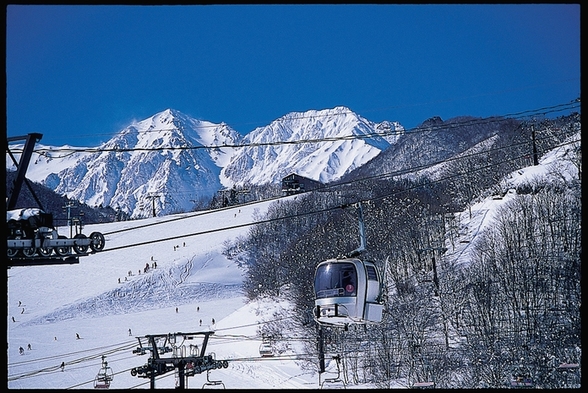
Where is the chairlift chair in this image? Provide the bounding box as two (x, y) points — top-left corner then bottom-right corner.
(94, 356), (114, 389)
(319, 355), (346, 389)
(202, 369), (225, 389)
(259, 342), (274, 357)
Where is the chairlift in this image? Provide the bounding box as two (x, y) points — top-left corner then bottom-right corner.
(94, 355), (114, 389)
(202, 369), (225, 389)
(319, 355), (346, 389)
(259, 341), (274, 357)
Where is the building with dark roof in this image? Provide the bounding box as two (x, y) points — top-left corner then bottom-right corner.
(281, 173), (323, 196)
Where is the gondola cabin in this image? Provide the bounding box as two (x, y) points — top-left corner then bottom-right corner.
(314, 258), (383, 326)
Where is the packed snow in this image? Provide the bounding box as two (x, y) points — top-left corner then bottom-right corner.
(8, 197), (324, 389)
(7, 134), (579, 389)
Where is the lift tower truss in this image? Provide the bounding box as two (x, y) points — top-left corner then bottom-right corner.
(131, 331), (229, 389)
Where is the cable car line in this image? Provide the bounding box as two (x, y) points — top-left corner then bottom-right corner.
(93, 124), (577, 243)
(7, 106), (577, 260)
(326, 127), (577, 190)
(100, 193), (286, 237)
(8, 340), (138, 381)
(20, 95), (577, 149)
(8, 353), (136, 383)
(95, 136), (579, 255)
(9, 314), (312, 384)
(8, 339), (137, 368)
(7, 100), (579, 158)
(6, 126), (574, 266)
(224, 354), (318, 363)
(10, 313), (309, 381)
(9, 350), (139, 385)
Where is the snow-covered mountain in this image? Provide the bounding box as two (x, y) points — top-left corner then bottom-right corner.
(220, 106), (403, 186)
(7, 107), (403, 218)
(58, 109), (241, 218)
(8, 109), (240, 218)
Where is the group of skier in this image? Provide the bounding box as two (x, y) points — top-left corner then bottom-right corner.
(18, 344), (32, 355)
(140, 259), (157, 274)
(118, 259), (158, 283)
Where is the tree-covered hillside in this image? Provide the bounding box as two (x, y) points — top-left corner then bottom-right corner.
(6, 171), (125, 225)
(223, 113), (581, 388)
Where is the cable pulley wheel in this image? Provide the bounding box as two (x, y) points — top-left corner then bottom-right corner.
(89, 232), (105, 252)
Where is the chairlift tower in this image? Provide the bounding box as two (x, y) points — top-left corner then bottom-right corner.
(145, 194), (161, 217)
(131, 331), (229, 389)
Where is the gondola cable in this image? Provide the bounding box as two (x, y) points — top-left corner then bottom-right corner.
(95, 136), (579, 254)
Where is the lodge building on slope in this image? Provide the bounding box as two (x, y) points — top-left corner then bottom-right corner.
(281, 173), (323, 196)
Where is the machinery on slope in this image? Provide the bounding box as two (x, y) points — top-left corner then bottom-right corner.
(6, 133), (105, 267)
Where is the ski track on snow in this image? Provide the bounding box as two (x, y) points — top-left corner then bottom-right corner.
(20, 261), (242, 327)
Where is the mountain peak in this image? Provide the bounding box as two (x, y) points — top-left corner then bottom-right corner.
(220, 106), (402, 186)
(420, 116), (444, 127)
(278, 106), (355, 123)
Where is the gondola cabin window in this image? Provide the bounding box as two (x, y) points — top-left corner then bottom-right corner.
(315, 262), (357, 298)
(365, 265), (380, 303)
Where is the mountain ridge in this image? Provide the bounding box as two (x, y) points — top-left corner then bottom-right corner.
(220, 106), (403, 186)
(9, 107), (562, 219)
(7, 107), (403, 217)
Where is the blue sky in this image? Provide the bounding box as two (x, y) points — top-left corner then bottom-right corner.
(6, 4), (580, 147)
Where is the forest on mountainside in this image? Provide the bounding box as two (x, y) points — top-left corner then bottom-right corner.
(223, 113), (582, 388)
(5, 171), (125, 224)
